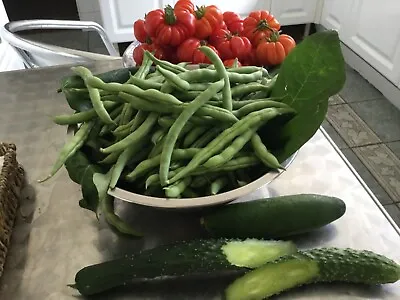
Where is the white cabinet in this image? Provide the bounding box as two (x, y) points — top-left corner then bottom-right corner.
(270, 0), (319, 26)
(320, 0), (351, 31)
(340, 0), (400, 85)
(99, 0), (173, 43)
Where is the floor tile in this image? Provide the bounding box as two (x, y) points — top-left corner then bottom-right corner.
(339, 66), (382, 103)
(384, 204), (400, 227)
(350, 98), (400, 142)
(341, 149), (393, 205)
(328, 94), (345, 106)
(321, 120), (348, 149)
(386, 141), (400, 160)
(326, 104), (381, 147)
(353, 144), (400, 203)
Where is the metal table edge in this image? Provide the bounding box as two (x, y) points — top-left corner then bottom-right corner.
(319, 126), (400, 236)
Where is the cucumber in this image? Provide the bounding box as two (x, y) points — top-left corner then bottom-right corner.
(70, 238), (296, 296)
(201, 194), (346, 239)
(225, 247), (400, 300)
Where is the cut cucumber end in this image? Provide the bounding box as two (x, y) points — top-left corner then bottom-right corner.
(222, 239), (297, 269)
(225, 258), (319, 300)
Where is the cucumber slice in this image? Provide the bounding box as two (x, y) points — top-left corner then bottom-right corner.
(72, 238), (297, 296)
(225, 247), (400, 300)
(222, 239), (297, 268)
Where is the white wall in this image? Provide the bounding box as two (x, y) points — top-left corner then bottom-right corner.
(76, 0), (103, 25)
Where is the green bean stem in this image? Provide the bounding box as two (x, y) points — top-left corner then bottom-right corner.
(199, 46), (232, 111)
(164, 177), (192, 198)
(210, 177), (230, 195)
(160, 80), (224, 186)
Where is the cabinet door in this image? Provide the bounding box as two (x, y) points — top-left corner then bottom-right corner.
(342, 0), (400, 84)
(99, 0), (173, 43)
(270, 0), (319, 25)
(170, 0), (271, 18)
(320, 0), (352, 31)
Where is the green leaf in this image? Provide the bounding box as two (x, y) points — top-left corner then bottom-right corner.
(63, 88), (92, 112)
(270, 30), (346, 162)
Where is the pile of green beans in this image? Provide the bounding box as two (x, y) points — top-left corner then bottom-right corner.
(45, 48), (297, 199)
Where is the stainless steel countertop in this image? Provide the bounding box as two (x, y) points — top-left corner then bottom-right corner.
(0, 61), (399, 300)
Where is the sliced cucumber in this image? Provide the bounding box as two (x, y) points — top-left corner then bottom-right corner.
(71, 238), (297, 296)
(225, 247), (400, 300)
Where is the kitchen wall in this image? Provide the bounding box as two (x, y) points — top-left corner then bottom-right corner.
(75, 0), (103, 25)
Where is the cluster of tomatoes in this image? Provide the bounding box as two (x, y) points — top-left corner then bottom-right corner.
(133, 0), (296, 67)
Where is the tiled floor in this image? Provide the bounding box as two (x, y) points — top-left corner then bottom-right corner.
(13, 30), (400, 227)
(323, 67), (400, 227)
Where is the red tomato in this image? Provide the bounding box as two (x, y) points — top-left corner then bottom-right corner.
(243, 10), (280, 46)
(133, 43), (167, 65)
(256, 31), (296, 66)
(174, 0), (195, 13)
(242, 48), (259, 66)
(194, 5), (224, 40)
(144, 5), (195, 46)
(223, 11), (243, 34)
(177, 38), (219, 64)
(223, 58), (242, 68)
(209, 28), (251, 61)
(133, 19), (147, 43)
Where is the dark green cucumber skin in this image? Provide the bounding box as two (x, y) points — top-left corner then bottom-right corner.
(302, 247), (400, 284)
(73, 239), (245, 296)
(202, 194), (346, 239)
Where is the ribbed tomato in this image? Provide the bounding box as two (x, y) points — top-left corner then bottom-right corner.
(144, 5), (195, 46)
(194, 5), (224, 39)
(256, 31), (296, 66)
(174, 0), (195, 13)
(209, 28), (251, 61)
(243, 10), (280, 46)
(133, 19), (147, 43)
(133, 43), (167, 65)
(223, 11), (243, 34)
(177, 38), (219, 64)
(223, 58), (242, 68)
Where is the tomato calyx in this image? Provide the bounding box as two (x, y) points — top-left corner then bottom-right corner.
(164, 5), (177, 25)
(194, 5), (207, 19)
(253, 19), (273, 33)
(267, 29), (281, 42)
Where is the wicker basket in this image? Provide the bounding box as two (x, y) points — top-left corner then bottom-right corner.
(0, 143), (25, 278)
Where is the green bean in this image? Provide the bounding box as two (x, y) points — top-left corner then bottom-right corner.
(127, 143), (152, 166)
(190, 173), (220, 188)
(98, 151), (121, 165)
(101, 112), (158, 154)
(210, 177), (230, 195)
(231, 58), (239, 68)
(131, 110), (148, 132)
(148, 135), (166, 158)
(231, 97), (284, 109)
(151, 129), (166, 145)
(160, 81), (175, 93)
(164, 177), (192, 198)
(181, 187), (198, 198)
(227, 66), (261, 74)
(101, 195), (143, 237)
(216, 82), (271, 101)
(189, 83), (212, 91)
(157, 65), (190, 91)
(177, 62), (189, 68)
(71, 66), (115, 125)
(234, 100), (291, 118)
(113, 118), (135, 134)
(145, 168), (183, 189)
(183, 126), (208, 148)
(199, 46), (232, 111)
(127, 76), (162, 90)
(147, 75), (165, 83)
(160, 80), (224, 186)
(113, 127), (131, 140)
(145, 50), (186, 73)
(126, 148), (199, 182)
(251, 133), (282, 169)
(192, 156), (260, 176)
(191, 128), (221, 148)
(133, 54), (153, 79)
(109, 143), (142, 189)
(178, 68), (262, 85)
(120, 104), (135, 125)
(52, 101), (117, 125)
(168, 107), (295, 184)
(39, 121), (94, 182)
(203, 129), (255, 168)
(119, 92), (237, 123)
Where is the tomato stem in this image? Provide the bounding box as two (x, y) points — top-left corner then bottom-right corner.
(268, 29), (281, 42)
(164, 5), (177, 25)
(194, 5), (206, 19)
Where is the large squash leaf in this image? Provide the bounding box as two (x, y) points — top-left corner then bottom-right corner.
(270, 30), (346, 162)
